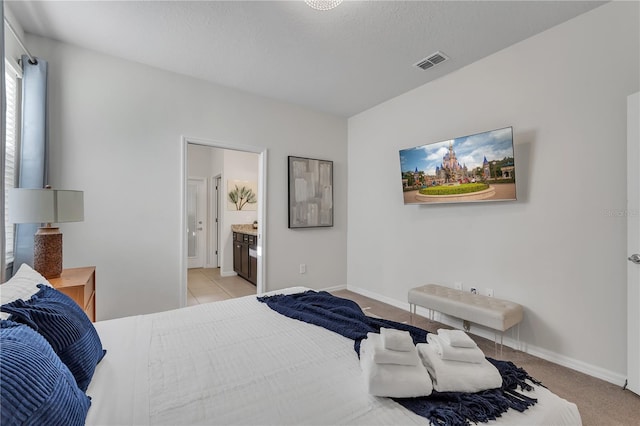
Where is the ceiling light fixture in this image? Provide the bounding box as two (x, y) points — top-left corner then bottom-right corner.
(305, 0), (343, 11)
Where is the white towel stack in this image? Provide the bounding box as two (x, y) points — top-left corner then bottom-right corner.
(426, 331), (484, 364)
(437, 329), (477, 348)
(380, 327), (415, 352)
(360, 329), (432, 398)
(417, 329), (502, 393)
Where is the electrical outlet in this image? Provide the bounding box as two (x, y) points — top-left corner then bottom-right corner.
(299, 264), (306, 274)
(470, 287), (477, 294)
(454, 282), (462, 290)
(485, 288), (494, 297)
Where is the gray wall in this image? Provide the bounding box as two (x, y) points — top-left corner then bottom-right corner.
(25, 35), (348, 320)
(347, 2), (639, 384)
(17, 0), (638, 387)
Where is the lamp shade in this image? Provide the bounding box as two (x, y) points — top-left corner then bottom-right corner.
(9, 189), (84, 224)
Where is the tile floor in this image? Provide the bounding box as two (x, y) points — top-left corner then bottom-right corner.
(187, 268), (256, 305)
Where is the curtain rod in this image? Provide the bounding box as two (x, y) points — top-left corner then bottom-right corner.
(3, 16), (37, 65)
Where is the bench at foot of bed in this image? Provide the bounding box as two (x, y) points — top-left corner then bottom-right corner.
(408, 283), (523, 355)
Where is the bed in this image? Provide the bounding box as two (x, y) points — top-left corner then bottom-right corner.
(83, 287), (581, 425)
(0, 266), (580, 425)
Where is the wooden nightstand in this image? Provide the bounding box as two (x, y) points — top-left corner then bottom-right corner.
(49, 267), (96, 322)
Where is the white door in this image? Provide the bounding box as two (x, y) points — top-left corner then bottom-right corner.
(627, 92), (639, 395)
(187, 178), (207, 269)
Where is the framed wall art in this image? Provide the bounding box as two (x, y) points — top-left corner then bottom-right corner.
(288, 156), (333, 228)
(227, 180), (258, 211)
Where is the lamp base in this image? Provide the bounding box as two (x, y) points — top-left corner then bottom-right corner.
(34, 227), (63, 279)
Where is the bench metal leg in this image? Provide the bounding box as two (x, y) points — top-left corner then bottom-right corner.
(493, 331), (504, 357)
(409, 304), (440, 325)
(507, 322), (522, 352)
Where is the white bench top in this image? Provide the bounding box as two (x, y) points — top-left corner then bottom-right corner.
(408, 284), (523, 331)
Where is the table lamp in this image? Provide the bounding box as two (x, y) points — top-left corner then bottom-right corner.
(8, 187), (84, 278)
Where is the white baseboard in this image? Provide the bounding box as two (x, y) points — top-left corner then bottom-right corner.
(219, 269), (237, 277)
(347, 285), (626, 387)
(321, 284), (347, 292)
(519, 344), (626, 387)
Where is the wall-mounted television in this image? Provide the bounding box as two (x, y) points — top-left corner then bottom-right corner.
(399, 126), (516, 205)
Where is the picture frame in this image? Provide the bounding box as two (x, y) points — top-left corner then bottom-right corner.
(288, 156), (333, 228)
(227, 179), (258, 211)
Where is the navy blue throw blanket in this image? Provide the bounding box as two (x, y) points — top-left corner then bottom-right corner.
(258, 291), (538, 426)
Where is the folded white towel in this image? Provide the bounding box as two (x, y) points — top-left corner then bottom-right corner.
(360, 338), (433, 397)
(366, 333), (419, 366)
(380, 327), (414, 352)
(426, 334), (485, 364)
(437, 329), (477, 348)
(417, 343), (502, 393)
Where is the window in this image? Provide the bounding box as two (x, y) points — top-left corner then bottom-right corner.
(4, 61), (21, 264)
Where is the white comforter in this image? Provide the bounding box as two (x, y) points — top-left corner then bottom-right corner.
(86, 288), (581, 425)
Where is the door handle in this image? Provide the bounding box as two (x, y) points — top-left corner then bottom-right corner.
(629, 254), (640, 264)
(197, 227), (203, 231)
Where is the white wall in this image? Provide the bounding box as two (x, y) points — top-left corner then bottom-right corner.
(187, 143), (214, 179)
(347, 2), (639, 384)
(25, 35), (348, 320)
(3, 7), (24, 72)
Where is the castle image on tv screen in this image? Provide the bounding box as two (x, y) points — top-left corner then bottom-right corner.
(399, 127), (516, 205)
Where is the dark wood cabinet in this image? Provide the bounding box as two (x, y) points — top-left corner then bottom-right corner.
(249, 254), (257, 284)
(233, 236), (243, 274)
(233, 231), (257, 285)
(240, 243), (249, 277)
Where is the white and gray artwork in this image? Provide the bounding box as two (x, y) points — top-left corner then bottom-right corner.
(288, 156), (333, 228)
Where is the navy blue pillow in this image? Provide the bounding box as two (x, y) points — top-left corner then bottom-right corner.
(1, 285), (106, 391)
(0, 320), (91, 425)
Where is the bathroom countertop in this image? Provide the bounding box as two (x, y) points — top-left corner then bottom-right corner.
(231, 224), (258, 236)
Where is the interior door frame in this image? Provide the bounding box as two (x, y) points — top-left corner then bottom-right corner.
(187, 177), (207, 269)
(214, 174), (222, 268)
(180, 136), (267, 307)
(627, 92), (639, 395)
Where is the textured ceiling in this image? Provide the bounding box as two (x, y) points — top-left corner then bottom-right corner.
(6, 1), (605, 117)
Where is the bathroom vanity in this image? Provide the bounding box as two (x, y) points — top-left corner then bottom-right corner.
(231, 225), (257, 285)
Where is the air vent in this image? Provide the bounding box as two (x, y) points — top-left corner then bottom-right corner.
(414, 51), (449, 71)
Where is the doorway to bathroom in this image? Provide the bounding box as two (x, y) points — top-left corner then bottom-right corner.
(182, 137), (266, 307)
